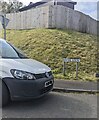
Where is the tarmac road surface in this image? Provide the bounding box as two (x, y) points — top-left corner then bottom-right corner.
(2, 92), (97, 118)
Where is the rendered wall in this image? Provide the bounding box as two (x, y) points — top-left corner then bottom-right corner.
(0, 23), (2, 30)
(48, 5), (97, 35)
(0, 14), (3, 31)
(7, 5), (49, 30)
(6, 5), (97, 35)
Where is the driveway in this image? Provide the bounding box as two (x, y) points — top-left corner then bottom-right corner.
(2, 92), (97, 118)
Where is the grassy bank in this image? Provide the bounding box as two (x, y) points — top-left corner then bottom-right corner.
(0, 29), (97, 81)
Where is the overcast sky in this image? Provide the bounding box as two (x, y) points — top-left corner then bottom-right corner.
(4, 0), (98, 20)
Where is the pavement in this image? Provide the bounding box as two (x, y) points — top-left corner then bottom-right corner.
(53, 79), (98, 93)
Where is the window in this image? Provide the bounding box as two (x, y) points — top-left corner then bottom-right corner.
(0, 41), (19, 59)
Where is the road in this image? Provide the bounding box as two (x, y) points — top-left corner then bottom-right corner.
(2, 92), (97, 118)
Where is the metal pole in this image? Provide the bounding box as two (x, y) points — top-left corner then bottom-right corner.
(4, 14), (6, 40)
(76, 62), (78, 79)
(63, 61), (66, 76)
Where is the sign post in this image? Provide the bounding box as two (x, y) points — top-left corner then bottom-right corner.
(0, 14), (9, 39)
(4, 14), (6, 40)
(63, 58), (80, 79)
(63, 60), (66, 76)
(76, 62), (78, 79)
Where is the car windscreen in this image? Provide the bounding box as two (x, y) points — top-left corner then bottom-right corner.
(10, 44), (28, 59)
(0, 41), (19, 59)
(0, 40), (28, 59)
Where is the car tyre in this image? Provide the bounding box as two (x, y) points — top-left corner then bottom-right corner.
(2, 82), (10, 107)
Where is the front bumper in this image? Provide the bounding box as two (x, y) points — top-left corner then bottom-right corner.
(3, 76), (54, 101)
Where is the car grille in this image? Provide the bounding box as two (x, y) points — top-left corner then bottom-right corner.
(34, 71), (52, 79)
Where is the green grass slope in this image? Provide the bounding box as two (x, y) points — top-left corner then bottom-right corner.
(1, 29), (97, 81)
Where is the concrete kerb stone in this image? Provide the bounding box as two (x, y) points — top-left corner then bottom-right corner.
(53, 87), (99, 94)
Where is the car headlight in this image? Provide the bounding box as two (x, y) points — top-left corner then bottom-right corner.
(10, 69), (36, 80)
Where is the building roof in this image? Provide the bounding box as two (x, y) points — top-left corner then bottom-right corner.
(42, 0), (76, 4)
(19, 0), (77, 12)
(19, 2), (46, 12)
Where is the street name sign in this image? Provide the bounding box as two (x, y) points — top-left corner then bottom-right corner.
(63, 58), (80, 62)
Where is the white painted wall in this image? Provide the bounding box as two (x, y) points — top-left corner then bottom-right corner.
(0, 22), (2, 30)
(7, 5), (49, 30)
(6, 5), (97, 35)
(49, 5), (97, 35)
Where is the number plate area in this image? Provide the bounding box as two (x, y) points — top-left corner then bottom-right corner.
(45, 80), (53, 87)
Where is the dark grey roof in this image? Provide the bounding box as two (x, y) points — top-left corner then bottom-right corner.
(19, 2), (46, 12)
(19, 0), (77, 12)
(41, 0), (77, 4)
